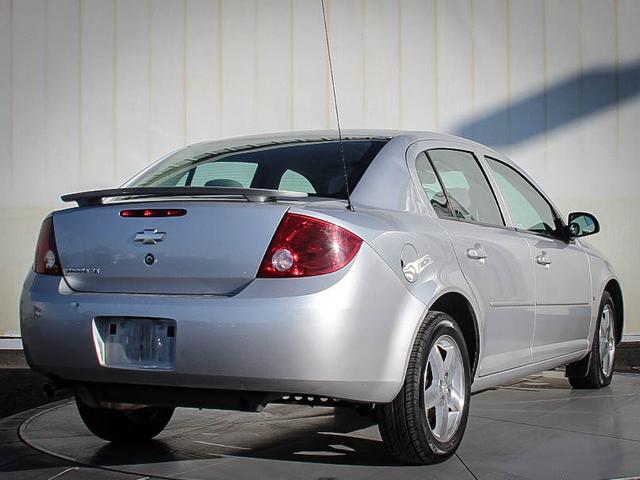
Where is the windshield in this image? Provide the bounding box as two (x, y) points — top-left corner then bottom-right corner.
(129, 139), (388, 199)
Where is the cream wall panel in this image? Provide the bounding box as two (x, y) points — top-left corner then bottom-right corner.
(617, 0), (640, 196)
(543, 0), (581, 200)
(12, 0), (46, 207)
(327, 0), (365, 128)
(470, 0), (508, 145)
(149, 0), (186, 160)
(580, 0), (617, 197)
(507, 0), (546, 181)
(115, 0), (151, 183)
(256, 0), (293, 133)
(1, 0), (639, 337)
(0, 0), (10, 203)
(292, 0), (329, 130)
(436, 0), (472, 132)
(221, 0), (258, 137)
(0, 1), (15, 335)
(80, 0), (115, 190)
(582, 0), (616, 68)
(399, 0), (436, 130)
(186, 0), (221, 144)
(509, 1), (545, 105)
(47, 0), (81, 196)
(364, 0), (400, 128)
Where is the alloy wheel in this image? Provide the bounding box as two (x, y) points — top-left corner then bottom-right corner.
(424, 334), (466, 442)
(599, 304), (615, 376)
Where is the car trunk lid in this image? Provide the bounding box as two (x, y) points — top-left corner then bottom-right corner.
(53, 200), (290, 295)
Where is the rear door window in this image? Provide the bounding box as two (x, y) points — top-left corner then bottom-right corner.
(415, 152), (450, 217)
(428, 149), (504, 226)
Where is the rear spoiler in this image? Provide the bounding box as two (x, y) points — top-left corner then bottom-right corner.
(61, 187), (308, 207)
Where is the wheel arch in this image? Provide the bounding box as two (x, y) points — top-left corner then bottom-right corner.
(428, 291), (480, 379)
(604, 278), (624, 344)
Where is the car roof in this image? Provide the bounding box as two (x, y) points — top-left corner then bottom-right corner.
(127, 129), (562, 220)
(171, 129), (499, 161)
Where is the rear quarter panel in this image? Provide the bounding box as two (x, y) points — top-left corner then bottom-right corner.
(295, 203), (482, 381)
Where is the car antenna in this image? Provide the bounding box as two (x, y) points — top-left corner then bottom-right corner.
(321, 0), (354, 212)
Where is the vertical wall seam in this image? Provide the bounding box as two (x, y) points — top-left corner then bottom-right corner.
(44, 0), (49, 189)
(218, 0), (223, 138)
(78, 0), (83, 184)
(578, 0), (584, 160)
(8, 0), (14, 182)
(147, 0), (152, 163)
(183, 0), (188, 144)
(542, 0), (548, 173)
(613, 0), (620, 164)
(398, 0), (403, 128)
(433, 0), (439, 130)
(362, 0), (367, 127)
(112, 0), (117, 181)
(506, 0), (512, 145)
(253, 0), (259, 132)
(289, 0), (295, 130)
(325, 0), (331, 128)
(470, 0), (475, 135)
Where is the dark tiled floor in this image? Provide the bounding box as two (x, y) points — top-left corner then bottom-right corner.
(0, 369), (68, 420)
(0, 405), (141, 480)
(2, 371), (640, 479)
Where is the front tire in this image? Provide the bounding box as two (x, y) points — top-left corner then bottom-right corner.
(376, 311), (471, 464)
(567, 291), (616, 389)
(76, 394), (174, 443)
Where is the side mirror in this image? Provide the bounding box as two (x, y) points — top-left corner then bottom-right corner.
(565, 212), (600, 239)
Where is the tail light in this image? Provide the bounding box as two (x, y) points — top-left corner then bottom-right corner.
(257, 213), (362, 278)
(34, 217), (62, 275)
(120, 208), (186, 217)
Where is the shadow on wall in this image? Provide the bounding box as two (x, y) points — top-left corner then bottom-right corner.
(455, 60), (640, 148)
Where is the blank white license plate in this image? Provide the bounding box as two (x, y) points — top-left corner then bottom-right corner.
(94, 317), (176, 370)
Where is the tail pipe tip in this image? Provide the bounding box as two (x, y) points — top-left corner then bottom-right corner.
(42, 383), (56, 399)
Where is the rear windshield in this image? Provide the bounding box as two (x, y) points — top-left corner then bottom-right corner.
(130, 140), (388, 199)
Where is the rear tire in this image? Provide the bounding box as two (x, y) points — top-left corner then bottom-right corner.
(376, 311), (471, 464)
(76, 394), (174, 443)
(567, 291), (616, 389)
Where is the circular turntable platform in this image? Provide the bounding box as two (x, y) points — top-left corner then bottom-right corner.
(13, 372), (640, 480)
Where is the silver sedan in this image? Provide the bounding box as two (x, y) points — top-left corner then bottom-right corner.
(20, 130), (622, 464)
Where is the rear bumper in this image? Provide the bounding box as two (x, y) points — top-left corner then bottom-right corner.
(20, 244), (426, 403)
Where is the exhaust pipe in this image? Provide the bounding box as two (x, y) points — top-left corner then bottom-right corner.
(42, 380), (74, 400)
(42, 383), (56, 399)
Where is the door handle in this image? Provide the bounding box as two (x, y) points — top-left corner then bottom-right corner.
(466, 244), (488, 260)
(536, 252), (552, 266)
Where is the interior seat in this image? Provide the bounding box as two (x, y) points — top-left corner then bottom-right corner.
(204, 179), (244, 188)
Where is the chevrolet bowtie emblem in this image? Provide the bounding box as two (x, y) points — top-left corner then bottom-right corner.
(134, 228), (166, 245)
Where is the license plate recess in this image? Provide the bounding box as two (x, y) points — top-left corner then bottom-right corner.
(93, 317), (176, 370)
